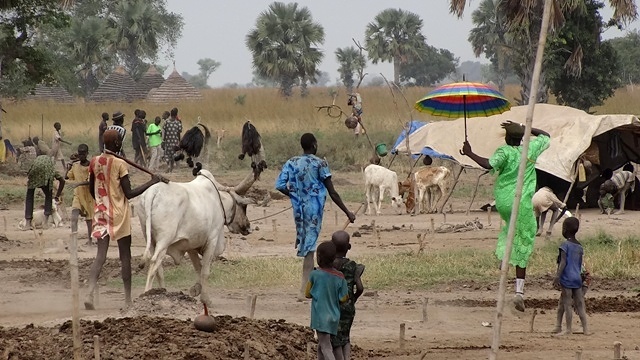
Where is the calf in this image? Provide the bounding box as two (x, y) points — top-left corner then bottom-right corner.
(533, 186), (567, 236)
(19, 202), (63, 229)
(364, 164), (402, 215)
(414, 166), (450, 214)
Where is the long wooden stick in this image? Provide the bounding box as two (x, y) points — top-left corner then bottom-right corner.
(104, 149), (166, 182)
(466, 170), (490, 216)
(70, 232), (82, 360)
(490, 0), (554, 358)
(438, 164), (464, 214)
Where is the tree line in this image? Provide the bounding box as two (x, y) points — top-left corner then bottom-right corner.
(1, 0), (639, 112)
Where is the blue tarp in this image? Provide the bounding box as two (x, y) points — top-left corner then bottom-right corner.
(391, 120), (455, 160)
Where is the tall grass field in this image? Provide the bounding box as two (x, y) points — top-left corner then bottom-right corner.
(3, 84), (640, 171)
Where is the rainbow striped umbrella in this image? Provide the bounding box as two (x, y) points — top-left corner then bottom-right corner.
(415, 82), (511, 139)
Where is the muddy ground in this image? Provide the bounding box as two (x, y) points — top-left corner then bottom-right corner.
(3, 168), (640, 359)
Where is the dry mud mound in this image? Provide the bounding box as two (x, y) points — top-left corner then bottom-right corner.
(436, 295), (640, 313)
(0, 316), (316, 360)
(120, 288), (200, 318)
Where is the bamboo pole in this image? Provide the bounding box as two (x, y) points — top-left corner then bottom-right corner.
(70, 232), (82, 360)
(490, 0), (554, 358)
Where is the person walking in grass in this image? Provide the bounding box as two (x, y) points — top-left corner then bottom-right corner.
(84, 130), (163, 310)
(553, 217), (590, 336)
(66, 144), (95, 246)
(146, 116), (162, 171)
(107, 111), (127, 157)
(98, 112), (109, 153)
(131, 109), (147, 166)
(305, 241), (349, 360)
(51, 122), (72, 169)
(275, 133), (355, 300)
(163, 108), (182, 172)
(461, 120), (550, 312)
(331, 231), (364, 360)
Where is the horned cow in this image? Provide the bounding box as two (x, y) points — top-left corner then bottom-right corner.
(137, 163), (257, 307)
(364, 164), (402, 216)
(414, 166), (451, 214)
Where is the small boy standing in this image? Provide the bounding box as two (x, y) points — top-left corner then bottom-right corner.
(331, 231), (364, 360)
(553, 217), (590, 336)
(305, 241), (349, 360)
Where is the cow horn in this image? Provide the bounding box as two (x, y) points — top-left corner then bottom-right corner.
(233, 172), (256, 195)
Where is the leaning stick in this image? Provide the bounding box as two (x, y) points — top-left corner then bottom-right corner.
(399, 323), (406, 349)
(466, 170), (490, 216)
(138, 145), (148, 168)
(438, 163), (464, 214)
(104, 149), (167, 182)
(70, 232), (82, 360)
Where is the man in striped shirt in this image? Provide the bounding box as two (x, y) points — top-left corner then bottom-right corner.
(601, 167), (635, 214)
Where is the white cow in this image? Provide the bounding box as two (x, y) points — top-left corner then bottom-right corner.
(364, 164), (402, 215)
(138, 164), (256, 307)
(414, 166), (450, 214)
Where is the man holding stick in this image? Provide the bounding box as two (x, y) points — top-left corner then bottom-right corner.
(84, 130), (165, 310)
(276, 133), (355, 300)
(461, 121), (550, 311)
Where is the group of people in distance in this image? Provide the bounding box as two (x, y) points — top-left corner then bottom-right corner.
(98, 107), (183, 172)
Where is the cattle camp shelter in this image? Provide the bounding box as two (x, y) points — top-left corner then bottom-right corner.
(89, 66), (137, 102)
(28, 84), (75, 103)
(146, 68), (202, 102)
(130, 65), (165, 100)
(394, 104), (640, 208)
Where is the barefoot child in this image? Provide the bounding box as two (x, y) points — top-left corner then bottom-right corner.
(554, 263), (591, 334)
(305, 241), (349, 360)
(331, 231), (364, 360)
(65, 144), (95, 245)
(553, 217), (589, 336)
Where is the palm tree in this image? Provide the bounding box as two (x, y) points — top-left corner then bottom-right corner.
(335, 46), (366, 92)
(65, 16), (116, 96)
(246, 2), (325, 97)
(452, 0), (637, 104)
(468, 0), (511, 92)
(365, 8), (426, 85)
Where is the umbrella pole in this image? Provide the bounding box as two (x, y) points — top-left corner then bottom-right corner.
(463, 95), (468, 141)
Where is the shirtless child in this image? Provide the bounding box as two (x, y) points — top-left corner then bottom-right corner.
(553, 217), (590, 336)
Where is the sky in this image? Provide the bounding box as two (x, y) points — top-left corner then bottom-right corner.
(160, 0), (639, 88)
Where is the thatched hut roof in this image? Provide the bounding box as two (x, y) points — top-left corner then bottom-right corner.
(130, 65), (165, 100)
(89, 66), (136, 102)
(146, 69), (202, 102)
(29, 84), (75, 103)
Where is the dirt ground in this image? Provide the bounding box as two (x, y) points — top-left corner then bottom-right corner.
(2, 166), (640, 359)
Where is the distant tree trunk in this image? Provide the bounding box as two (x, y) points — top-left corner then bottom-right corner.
(393, 55), (401, 85)
(280, 76), (294, 97)
(518, 60), (549, 105)
(496, 50), (506, 93)
(300, 79), (309, 97)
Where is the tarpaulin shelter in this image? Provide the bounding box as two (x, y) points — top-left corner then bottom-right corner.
(391, 120), (455, 161)
(394, 104), (640, 208)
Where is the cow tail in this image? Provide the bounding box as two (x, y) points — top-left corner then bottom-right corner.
(142, 192), (155, 263)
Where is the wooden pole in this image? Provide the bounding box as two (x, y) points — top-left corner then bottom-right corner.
(374, 290), (378, 308)
(466, 170), (489, 216)
(529, 309), (538, 333)
(70, 232), (82, 360)
(614, 341), (622, 359)
(438, 164), (464, 214)
(421, 298), (428, 323)
(490, 0), (554, 358)
(334, 211), (338, 226)
(41, 114), (44, 138)
(487, 208), (492, 226)
(3, 215), (6, 232)
(272, 219), (277, 234)
(244, 342), (250, 360)
(249, 295), (257, 319)
(93, 335), (101, 360)
(341, 203), (364, 231)
(575, 348), (582, 360)
(430, 218), (435, 233)
(399, 323), (406, 349)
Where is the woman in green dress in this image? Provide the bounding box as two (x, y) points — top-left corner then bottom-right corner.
(462, 121), (550, 312)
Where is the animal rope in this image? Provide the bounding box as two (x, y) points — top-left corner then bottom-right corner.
(198, 173), (237, 226)
(249, 206), (293, 222)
